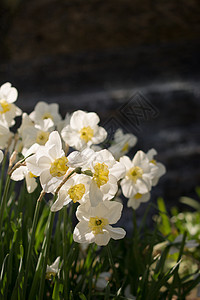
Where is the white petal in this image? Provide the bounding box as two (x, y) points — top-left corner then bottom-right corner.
(0, 150), (3, 163)
(25, 174), (38, 193)
(7, 87), (18, 103)
(95, 230), (110, 246)
(119, 156), (132, 171)
(73, 221), (95, 244)
(11, 166), (26, 181)
(103, 201), (123, 224)
(89, 180), (103, 207)
(109, 161), (126, 180)
(106, 225), (126, 240)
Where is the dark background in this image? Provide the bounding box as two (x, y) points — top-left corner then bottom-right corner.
(0, 0), (200, 216)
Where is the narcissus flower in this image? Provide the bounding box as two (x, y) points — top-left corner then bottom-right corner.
(108, 129), (137, 160)
(26, 131), (70, 193)
(29, 101), (61, 126)
(11, 144), (39, 193)
(20, 113), (54, 148)
(46, 257), (61, 280)
(73, 200), (126, 246)
(146, 148), (166, 186)
(61, 110), (107, 150)
(0, 82), (21, 127)
(120, 151), (158, 198)
(51, 174), (90, 211)
(80, 149), (126, 206)
(127, 192), (150, 210)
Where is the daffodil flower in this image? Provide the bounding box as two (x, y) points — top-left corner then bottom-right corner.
(120, 151), (158, 198)
(26, 131), (70, 193)
(108, 129), (137, 160)
(20, 113), (54, 148)
(11, 144), (40, 193)
(127, 192), (151, 210)
(29, 101), (62, 126)
(0, 82), (21, 127)
(46, 257), (61, 280)
(146, 148), (166, 186)
(51, 174), (90, 211)
(61, 110), (107, 151)
(73, 200), (126, 246)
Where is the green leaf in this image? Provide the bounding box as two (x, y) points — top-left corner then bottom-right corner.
(78, 292), (87, 300)
(180, 196), (200, 211)
(157, 197), (171, 237)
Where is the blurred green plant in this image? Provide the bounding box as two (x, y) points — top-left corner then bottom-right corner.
(0, 155), (200, 300)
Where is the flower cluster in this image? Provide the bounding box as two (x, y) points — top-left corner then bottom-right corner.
(1, 82), (166, 246)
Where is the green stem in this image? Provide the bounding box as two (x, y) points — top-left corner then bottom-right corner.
(0, 153), (7, 199)
(63, 206), (68, 300)
(38, 210), (55, 300)
(106, 243), (120, 289)
(0, 175), (11, 236)
(23, 192), (44, 300)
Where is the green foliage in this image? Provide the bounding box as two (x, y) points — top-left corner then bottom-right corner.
(0, 159), (200, 299)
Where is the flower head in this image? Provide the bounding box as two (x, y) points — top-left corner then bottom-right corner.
(108, 129), (137, 160)
(73, 200), (126, 246)
(26, 131), (70, 193)
(0, 82), (21, 126)
(120, 151), (158, 198)
(29, 101), (62, 126)
(61, 110), (107, 150)
(46, 257), (61, 280)
(146, 148), (166, 186)
(51, 174), (90, 211)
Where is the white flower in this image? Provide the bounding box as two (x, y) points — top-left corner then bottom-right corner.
(61, 110), (107, 150)
(146, 149), (166, 186)
(127, 192), (151, 210)
(29, 101), (62, 126)
(73, 200), (126, 246)
(51, 174), (90, 211)
(120, 151), (158, 198)
(46, 257), (61, 279)
(0, 120), (13, 149)
(0, 150), (4, 163)
(11, 144), (39, 193)
(26, 131), (70, 193)
(0, 82), (21, 126)
(81, 149), (125, 206)
(108, 129), (137, 160)
(20, 113), (54, 148)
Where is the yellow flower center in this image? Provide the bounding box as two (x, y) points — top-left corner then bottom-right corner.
(46, 271), (56, 280)
(42, 112), (53, 120)
(134, 193), (142, 199)
(68, 184), (86, 203)
(150, 159), (156, 165)
(93, 163), (109, 188)
(79, 126), (94, 142)
(0, 100), (11, 114)
(127, 166), (143, 183)
(29, 172), (37, 178)
(88, 216), (109, 235)
(50, 157), (68, 177)
(121, 142), (129, 153)
(36, 130), (50, 145)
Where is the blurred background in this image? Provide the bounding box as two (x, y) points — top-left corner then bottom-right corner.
(0, 0), (200, 213)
